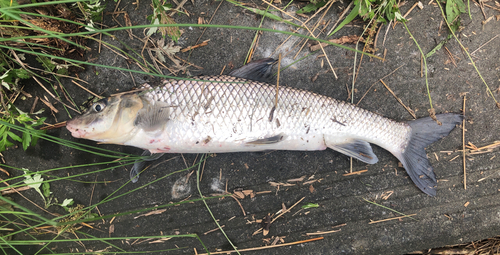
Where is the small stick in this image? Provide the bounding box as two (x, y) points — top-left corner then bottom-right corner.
(193, 0), (223, 46)
(462, 95), (467, 190)
(89, 175), (98, 214)
(255, 190), (272, 195)
(470, 34), (499, 55)
(403, 2), (420, 18)
(271, 196), (305, 224)
(420, 54), (423, 77)
(369, 214), (417, 224)
(252, 197), (306, 236)
(379, 79), (416, 119)
(271, 34), (293, 57)
(343, 169), (368, 176)
(171, 0), (189, 15)
(327, 1), (353, 35)
(353, 42), (369, 86)
(247, 33), (260, 63)
(306, 229), (341, 235)
(477, 0), (487, 19)
(294, 0), (334, 56)
(30, 96), (39, 114)
(444, 46), (457, 67)
(484, 3), (500, 11)
(204, 225), (225, 235)
(230, 195), (246, 216)
(472, 141), (500, 151)
(309, 35), (360, 51)
(124, 62), (137, 88)
(71, 80), (103, 99)
(373, 22), (383, 51)
(181, 39), (210, 53)
(174, 55), (203, 69)
(219, 65), (226, 76)
(383, 20), (392, 47)
(40, 121), (66, 130)
(1, 185), (31, 195)
(39, 97), (59, 113)
(356, 63), (406, 105)
(98, 12), (103, 53)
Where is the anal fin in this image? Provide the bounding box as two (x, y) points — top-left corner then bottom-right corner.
(325, 137), (379, 164)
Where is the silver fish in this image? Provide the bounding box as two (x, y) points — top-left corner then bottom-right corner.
(66, 58), (462, 196)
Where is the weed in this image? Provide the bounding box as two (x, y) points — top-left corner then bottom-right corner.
(443, 0), (466, 32)
(23, 170), (79, 210)
(0, 105), (45, 152)
(0, 64), (30, 91)
(297, 0), (327, 14)
(147, 0), (183, 42)
(75, 0), (106, 31)
(331, 0), (406, 36)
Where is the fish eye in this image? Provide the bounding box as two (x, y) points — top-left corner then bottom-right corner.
(93, 102), (106, 112)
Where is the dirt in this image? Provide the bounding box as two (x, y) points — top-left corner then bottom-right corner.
(3, 0), (500, 254)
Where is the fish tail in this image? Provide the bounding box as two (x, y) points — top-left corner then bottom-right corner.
(395, 113), (463, 196)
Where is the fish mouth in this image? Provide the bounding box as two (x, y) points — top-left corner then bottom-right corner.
(66, 120), (87, 138)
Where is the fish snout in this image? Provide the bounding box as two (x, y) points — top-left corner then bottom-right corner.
(66, 120), (87, 138)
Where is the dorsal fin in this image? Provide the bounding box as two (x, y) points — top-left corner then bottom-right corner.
(229, 58), (276, 82)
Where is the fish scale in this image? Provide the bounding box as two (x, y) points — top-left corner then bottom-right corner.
(139, 75), (411, 155)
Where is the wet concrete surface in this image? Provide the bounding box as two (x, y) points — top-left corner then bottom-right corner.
(4, 0), (500, 254)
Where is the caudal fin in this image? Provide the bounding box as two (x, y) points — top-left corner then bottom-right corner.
(396, 113), (463, 196)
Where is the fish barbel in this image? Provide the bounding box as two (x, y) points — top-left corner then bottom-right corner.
(66, 58), (462, 196)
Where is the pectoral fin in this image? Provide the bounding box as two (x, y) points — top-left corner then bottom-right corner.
(246, 133), (285, 145)
(134, 101), (170, 132)
(325, 137), (378, 164)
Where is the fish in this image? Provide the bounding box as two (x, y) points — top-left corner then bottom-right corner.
(66, 58), (463, 196)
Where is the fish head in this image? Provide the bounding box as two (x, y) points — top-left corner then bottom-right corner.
(66, 94), (144, 143)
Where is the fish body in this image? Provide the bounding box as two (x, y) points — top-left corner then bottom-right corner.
(66, 58), (462, 196)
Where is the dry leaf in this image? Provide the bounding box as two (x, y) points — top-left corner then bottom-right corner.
(242, 190), (253, 196)
(155, 39), (181, 65)
(263, 229), (269, 236)
(233, 191), (245, 199)
(309, 185), (315, 193)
